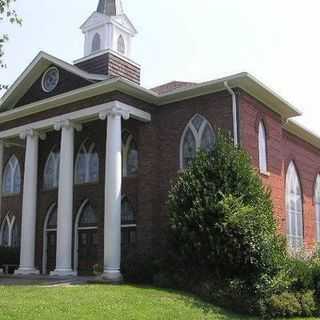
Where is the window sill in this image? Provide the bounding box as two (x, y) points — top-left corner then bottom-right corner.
(2, 193), (21, 198)
(260, 170), (271, 177)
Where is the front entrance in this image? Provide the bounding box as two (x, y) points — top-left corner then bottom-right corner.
(78, 229), (98, 275)
(75, 201), (99, 275)
(47, 231), (56, 273)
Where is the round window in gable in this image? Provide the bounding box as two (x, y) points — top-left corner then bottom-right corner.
(41, 67), (60, 93)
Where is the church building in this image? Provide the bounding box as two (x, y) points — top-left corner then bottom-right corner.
(0, 0), (320, 281)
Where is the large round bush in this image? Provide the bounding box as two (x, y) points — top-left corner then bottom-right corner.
(168, 133), (286, 282)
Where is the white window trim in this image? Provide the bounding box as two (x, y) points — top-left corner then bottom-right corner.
(75, 140), (99, 185)
(286, 162), (304, 251)
(3, 155), (21, 195)
(179, 114), (215, 169)
(258, 121), (268, 174)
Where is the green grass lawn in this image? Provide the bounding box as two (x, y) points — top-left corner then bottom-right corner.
(0, 284), (317, 320)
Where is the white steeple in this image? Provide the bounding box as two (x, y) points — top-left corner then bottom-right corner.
(80, 0), (137, 59)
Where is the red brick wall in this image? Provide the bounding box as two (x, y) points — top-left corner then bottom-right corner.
(239, 92), (319, 249)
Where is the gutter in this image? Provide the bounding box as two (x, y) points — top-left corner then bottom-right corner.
(224, 81), (238, 146)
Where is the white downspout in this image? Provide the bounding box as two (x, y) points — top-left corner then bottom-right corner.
(224, 81), (238, 146)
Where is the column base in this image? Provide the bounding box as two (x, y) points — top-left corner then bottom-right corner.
(15, 267), (40, 275)
(99, 269), (123, 284)
(50, 268), (76, 277)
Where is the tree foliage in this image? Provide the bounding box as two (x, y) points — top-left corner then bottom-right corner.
(0, 0), (21, 89)
(168, 133), (286, 282)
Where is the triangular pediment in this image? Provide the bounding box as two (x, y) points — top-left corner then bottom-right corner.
(80, 12), (109, 32)
(111, 14), (137, 35)
(0, 51), (107, 111)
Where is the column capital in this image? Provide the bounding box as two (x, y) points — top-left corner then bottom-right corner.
(54, 119), (82, 132)
(99, 106), (130, 121)
(19, 128), (46, 141)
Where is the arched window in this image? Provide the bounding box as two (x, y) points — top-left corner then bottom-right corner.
(3, 155), (21, 194)
(122, 130), (138, 177)
(258, 121), (268, 173)
(286, 162), (304, 250)
(180, 114), (215, 169)
(91, 33), (101, 53)
(117, 35), (125, 54)
(0, 217), (10, 247)
(43, 146), (60, 190)
(79, 204), (97, 228)
(121, 197), (137, 253)
(11, 221), (19, 248)
(75, 140), (99, 185)
(315, 175), (320, 244)
(0, 215), (17, 247)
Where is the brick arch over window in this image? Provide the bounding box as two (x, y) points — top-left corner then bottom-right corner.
(180, 114), (215, 169)
(286, 161), (304, 251)
(75, 139), (99, 185)
(3, 155), (21, 194)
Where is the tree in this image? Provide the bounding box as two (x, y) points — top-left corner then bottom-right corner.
(168, 133), (286, 281)
(0, 0), (21, 89)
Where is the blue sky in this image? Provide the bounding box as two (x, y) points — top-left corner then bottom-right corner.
(1, 0), (319, 134)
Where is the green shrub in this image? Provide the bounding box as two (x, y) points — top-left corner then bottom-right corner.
(267, 291), (302, 318)
(0, 246), (19, 266)
(167, 133), (286, 283)
(164, 133), (320, 317)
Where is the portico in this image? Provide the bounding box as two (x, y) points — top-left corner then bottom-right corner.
(0, 100), (150, 280)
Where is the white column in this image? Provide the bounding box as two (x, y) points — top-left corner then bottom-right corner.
(51, 120), (81, 277)
(15, 129), (43, 275)
(99, 105), (129, 282)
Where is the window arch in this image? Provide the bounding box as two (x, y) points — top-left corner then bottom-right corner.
(122, 130), (138, 177)
(117, 35), (125, 54)
(79, 203), (97, 228)
(43, 146), (60, 190)
(0, 215), (17, 247)
(0, 216), (10, 247)
(75, 140), (99, 185)
(315, 175), (320, 244)
(121, 197), (137, 253)
(91, 33), (101, 53)
(258, 121), (268, 174)
(286, 162), (304, 250)
(180, 114), (215, 169)
(3, 155), (21, 194)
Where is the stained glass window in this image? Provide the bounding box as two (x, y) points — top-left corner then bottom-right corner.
(180, 115), (215, 169)
(286, 162), (304, 251)
(3, 155), (21, 194)
(75, 140), (99, 184)
(122, 130), (138, 177)
(44, 147), (60, 190)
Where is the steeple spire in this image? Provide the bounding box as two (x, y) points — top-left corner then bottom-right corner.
(97, 0), (124, 16)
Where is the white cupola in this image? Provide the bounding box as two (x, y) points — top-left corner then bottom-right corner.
(80, 0), (137, 59)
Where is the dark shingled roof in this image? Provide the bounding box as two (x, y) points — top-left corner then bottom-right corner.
(97, 0), (124, 16)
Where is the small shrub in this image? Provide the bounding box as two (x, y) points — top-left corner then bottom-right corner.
(267, 292), (302, 318)
(298, 291), (317, 317)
